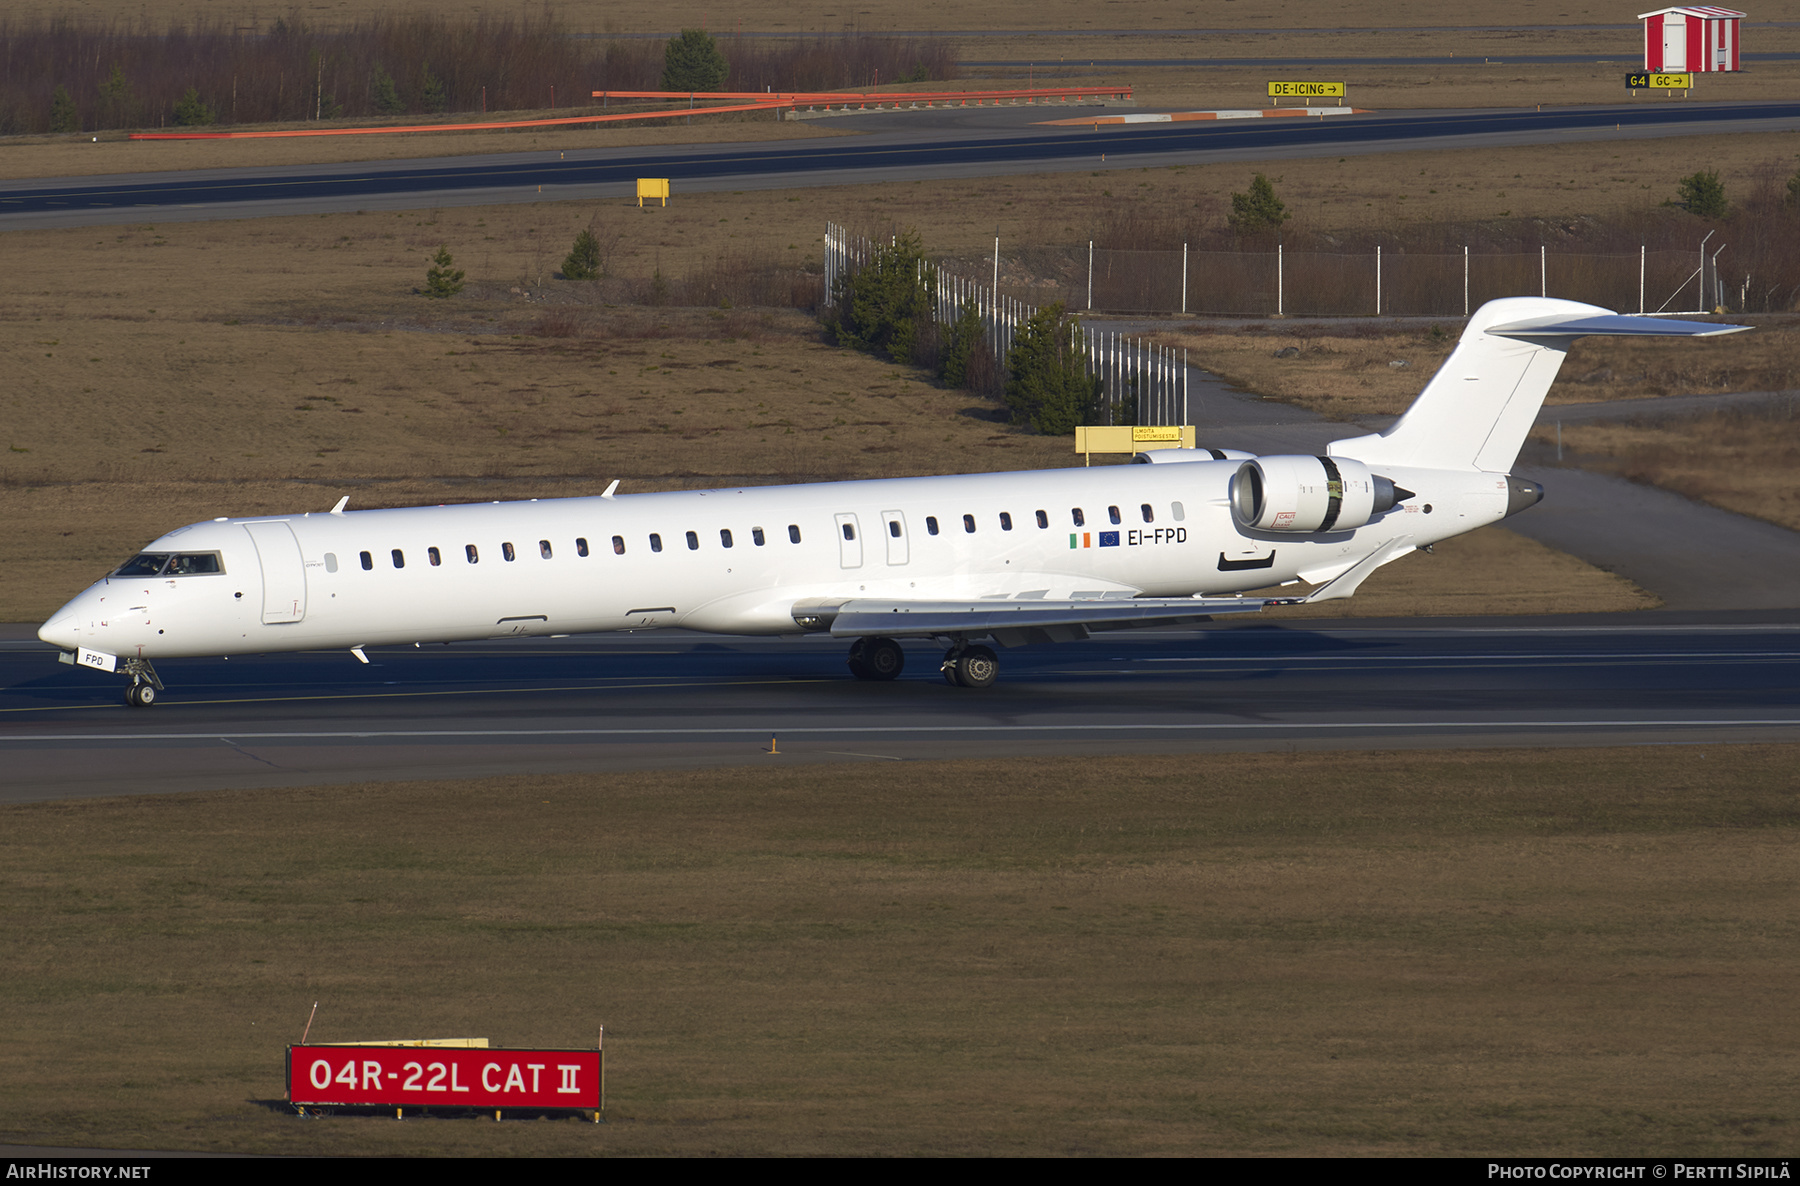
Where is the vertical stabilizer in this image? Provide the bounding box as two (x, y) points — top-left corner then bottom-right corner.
(1327, 298), (1747, 473)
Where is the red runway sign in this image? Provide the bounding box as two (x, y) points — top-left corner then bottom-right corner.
(288, 1045), (599, 1110)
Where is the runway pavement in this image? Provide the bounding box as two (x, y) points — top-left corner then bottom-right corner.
(6, 101), (1800, 230)
(4, 614), (1796, 803)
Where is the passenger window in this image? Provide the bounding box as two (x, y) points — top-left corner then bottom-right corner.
(466, 544), (479, 564)
(576, 538), (589, 557)
(1171, 501), (1186, 522)
(999, 512), (1013, 531)
(360, 551), (373, 571)
(1109, 506), (1121, 525)
(1071, 508), (1085, 527)
(650, 533), (663, 553)
(841, 523), (855, 541)
(612, 535), (626, 555)
(1035, 510), (1048, 529)
(752, 527), (765, 546)
(788, 524), (801, 544)
(391, 549), (405, 569)
(324, 552), (338, 573)
(686, 531), (699, 550)
(428, 546), (442, 567)
(539, 540), (553, 559)
(721, 529), (733, 548)
(926, 516), (939, 536)
(1141, 503), (1154, 524)
(888, 520), (901, 538)
(502, 542), (516, 562)
(962, 514), (976, 534)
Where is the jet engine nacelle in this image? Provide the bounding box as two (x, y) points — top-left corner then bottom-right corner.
(1229, 455), (1404, 533)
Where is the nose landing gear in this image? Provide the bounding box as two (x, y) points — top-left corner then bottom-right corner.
(121, 657), (164, 708)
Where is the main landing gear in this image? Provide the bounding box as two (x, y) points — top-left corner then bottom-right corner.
(846, 637), (1000, 688)
(940, 642), (998, 689)
(122, 657), (164, 708)
(847, 636), (905, 681)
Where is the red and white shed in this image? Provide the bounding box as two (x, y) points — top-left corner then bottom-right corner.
(1640, 7), (1745, 72)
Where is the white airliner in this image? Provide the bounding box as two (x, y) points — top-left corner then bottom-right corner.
(39, 298), (1745, 705)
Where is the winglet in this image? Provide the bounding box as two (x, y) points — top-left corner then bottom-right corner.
(601, 480), (620, 499)
(330, 496), (349, 516)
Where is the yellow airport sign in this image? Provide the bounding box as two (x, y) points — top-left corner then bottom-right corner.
(637, 178), (670, 207)
(1074, 425), (1195, 463)
(1267, 81), (1346, 98)
(1626, 72), (1692, 89)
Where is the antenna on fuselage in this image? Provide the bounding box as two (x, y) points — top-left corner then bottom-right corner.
(601, 480), (620, 499)
(329, 496), (349, 515)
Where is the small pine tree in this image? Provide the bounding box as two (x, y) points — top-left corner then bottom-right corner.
(97, 64), (133, 127)
(49, 85), (79, 133)
(173, 87), (216, 127)
(835, 230), (932, 365)
(938, 305), (983, 388)
(420, 65), (448, 114)
(563, 228), (602, 280)
(1677, 170), (1728, 219)
(424, 246), (464, 298)
(1228, 173), (1288, 235)
(662, 30), (729, 92)
(1003, 303), (1101, 436)
(371, 65), (405, 115)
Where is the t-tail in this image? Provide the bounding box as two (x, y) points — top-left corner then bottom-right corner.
(1327, 297), (1749, 474)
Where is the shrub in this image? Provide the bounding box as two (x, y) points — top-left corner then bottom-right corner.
(424, 246), (464, 298)
(1004, 303), (1101, 435)
(563, 228), (602, 280)
(662, 30), (728, 92)
(834, 230), (932, 365)
(1677, 170), (1728, 219)
(49, 85), (79, 132)
(1229, 173), (1287, 235)
(172, 87), (216, 126)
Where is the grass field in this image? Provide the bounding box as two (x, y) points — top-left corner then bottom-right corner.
(3, 746), (1796, 1156)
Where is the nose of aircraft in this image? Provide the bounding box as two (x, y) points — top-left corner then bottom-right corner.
(39, 613), (79, 651)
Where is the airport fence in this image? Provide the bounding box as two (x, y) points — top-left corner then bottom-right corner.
(824, 223), (1189, 427)
(824, 222), (1755, 426)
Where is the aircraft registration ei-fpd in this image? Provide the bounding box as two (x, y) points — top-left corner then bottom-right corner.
(39, 298), (1747, 705)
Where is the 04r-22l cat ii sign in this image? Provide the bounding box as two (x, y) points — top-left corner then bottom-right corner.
(40, 298), (1746, 703)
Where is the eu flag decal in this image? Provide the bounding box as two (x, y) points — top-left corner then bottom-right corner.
(1099, 531), (1120, 547)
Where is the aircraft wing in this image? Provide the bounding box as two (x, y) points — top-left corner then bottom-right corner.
(794, 536), (1416, 643)
(814, 595), (1278, 640)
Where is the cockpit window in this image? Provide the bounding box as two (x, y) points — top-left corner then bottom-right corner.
(113, 552), (223, 577)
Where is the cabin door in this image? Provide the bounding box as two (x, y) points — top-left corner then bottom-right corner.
(834, 512), (863, 569)
(242, 521), (307, 624)
(880, 510), (909, 566)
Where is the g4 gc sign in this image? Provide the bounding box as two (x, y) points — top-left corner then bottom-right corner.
(1627, 72), (1693, 89)
(288, 1044), (599, 1110)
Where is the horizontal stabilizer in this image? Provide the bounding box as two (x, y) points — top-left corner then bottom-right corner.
(1486, 313), (1750, 340)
